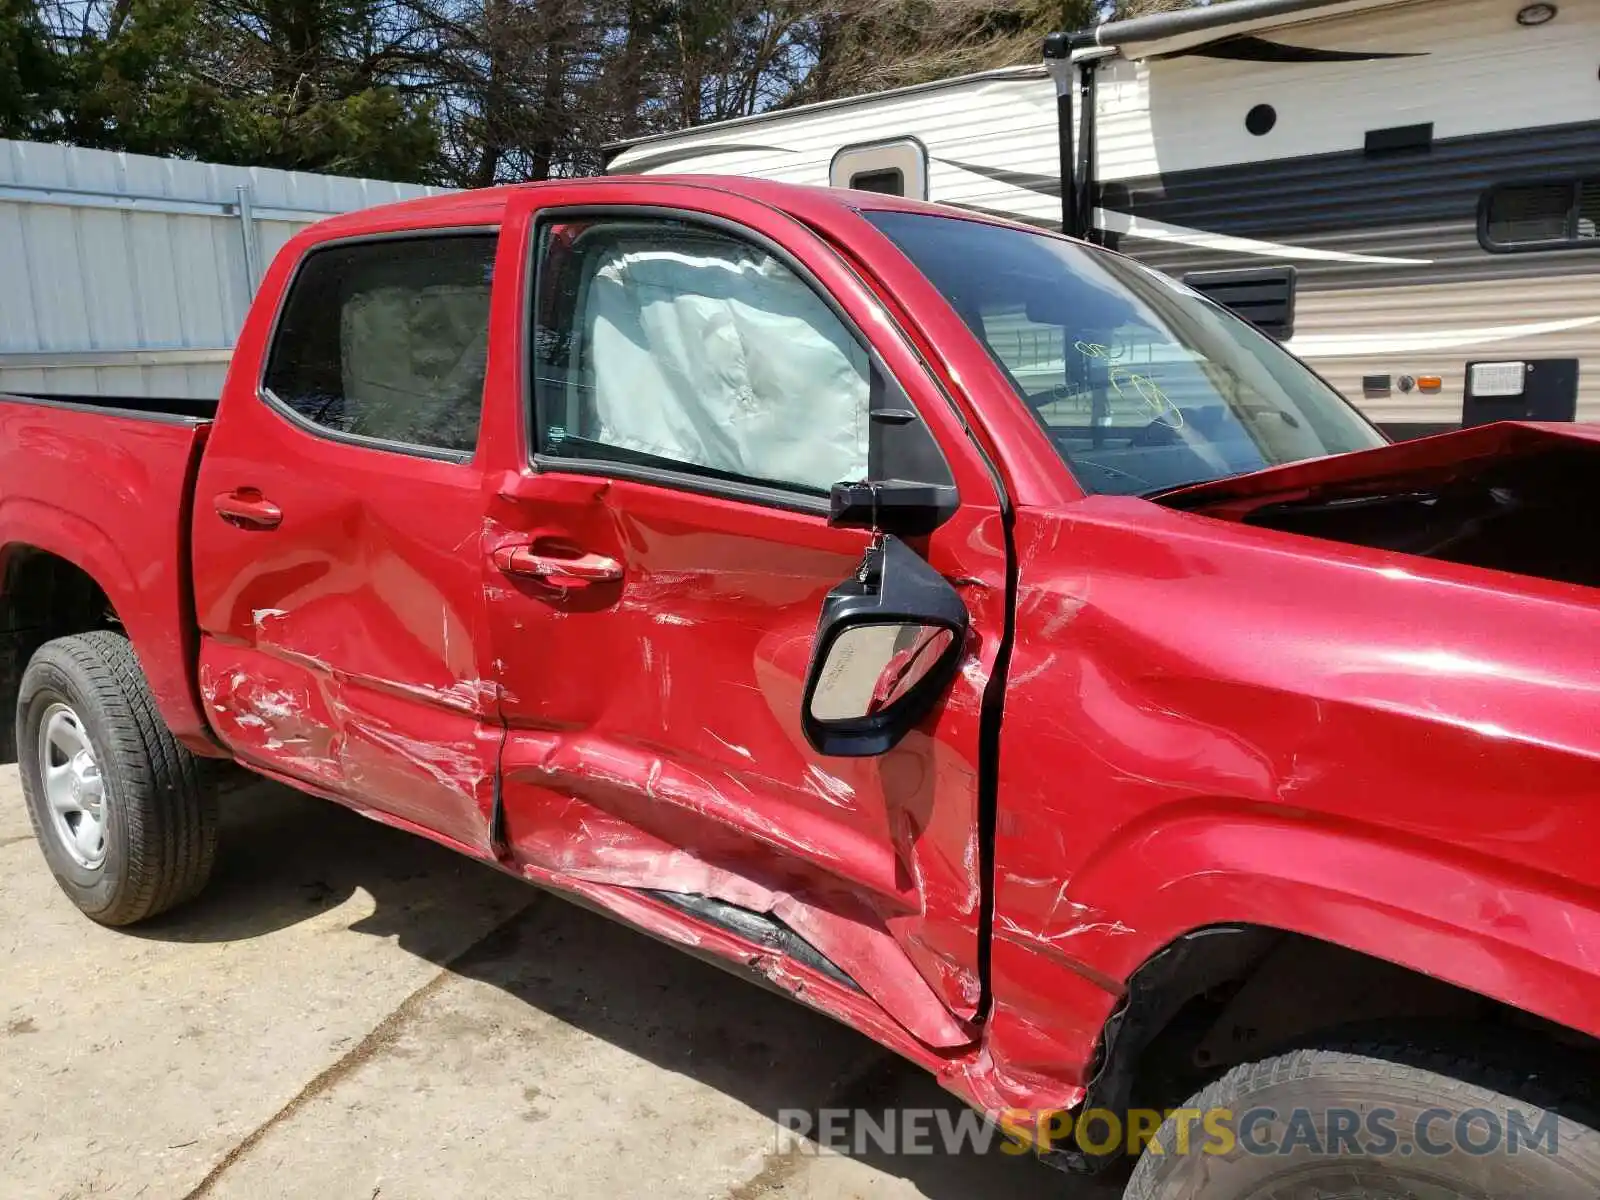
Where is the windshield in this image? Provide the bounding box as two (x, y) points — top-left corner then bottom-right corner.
(865, 211), (1385, 495)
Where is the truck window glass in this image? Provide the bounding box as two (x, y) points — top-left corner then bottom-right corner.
(263, 235), (497, 455)
(533, 219), (869, 495)
(865, 210), (1385, 496)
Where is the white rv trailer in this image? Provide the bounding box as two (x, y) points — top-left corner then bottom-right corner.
(606, 0), (1599, 437)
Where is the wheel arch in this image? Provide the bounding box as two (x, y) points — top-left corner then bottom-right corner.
(0, 537), (126, 762)
(1059, 804), (1600, 1050)
(1031, 805), (1600, 1172)
(1046, 916), (1600, 1174)
(0, 513), (217, 760)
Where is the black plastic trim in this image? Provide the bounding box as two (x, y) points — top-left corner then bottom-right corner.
(532, 454), (832, 516)
(1044, 926), (1282, 1175)
(829, 480), (958, 537)
(259, 387), (478, 465)
(0, 392), (215, 425)
(511, 876), (867, 1014)
(645, 890), (861, 990)
(800, 536), (969, 757)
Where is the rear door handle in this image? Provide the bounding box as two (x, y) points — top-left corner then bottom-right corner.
(213, 488), (282, 531)
(492, 545), (623, 588)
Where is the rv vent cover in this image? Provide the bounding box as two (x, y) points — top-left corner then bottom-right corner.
(1181, 266), (1298, 341)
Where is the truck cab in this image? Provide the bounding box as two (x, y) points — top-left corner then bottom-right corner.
(6, 176), (1600, 1199)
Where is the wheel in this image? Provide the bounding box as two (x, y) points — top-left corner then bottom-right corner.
(1125, 1038), (1600, 1199)
(16, 631), (218, 925)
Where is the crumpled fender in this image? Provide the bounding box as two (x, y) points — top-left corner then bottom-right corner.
(983, 499), (1600, 1105)
(1055, 801), (1600, 1045)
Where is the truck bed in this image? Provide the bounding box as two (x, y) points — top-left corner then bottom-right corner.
(0, 390), (216, 754)
(1, 391), (219, 422)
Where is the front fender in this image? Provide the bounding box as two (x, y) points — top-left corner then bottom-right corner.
(985, 801), (1600, 1106)
(976, 500), (1600, 1110)
(1075, 805), (1600, 1034)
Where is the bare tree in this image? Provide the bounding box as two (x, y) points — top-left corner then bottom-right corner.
(13, 0), (1206, 182)
(787, 0), (1098, 102)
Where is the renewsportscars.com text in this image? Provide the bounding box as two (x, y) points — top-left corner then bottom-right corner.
(775, 1106), (1562, 1159)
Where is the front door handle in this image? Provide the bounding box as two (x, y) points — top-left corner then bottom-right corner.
(214, 488), (282, 531)
(492, 545), (623, 589)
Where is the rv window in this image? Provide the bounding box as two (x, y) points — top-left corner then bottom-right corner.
(1482, 180), (1600, 250)
(829, 139), (928, 201)
(850, 169), (906, 197)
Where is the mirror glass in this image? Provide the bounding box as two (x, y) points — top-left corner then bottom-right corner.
(808, 623), (957, 724)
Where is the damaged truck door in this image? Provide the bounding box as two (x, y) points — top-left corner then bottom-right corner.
(192, 231), (504, 855)
(483, 187), (1009, 1044)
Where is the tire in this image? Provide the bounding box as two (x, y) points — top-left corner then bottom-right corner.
(1125, 1037), (1600, 1200)
(16, 631), (218, 925)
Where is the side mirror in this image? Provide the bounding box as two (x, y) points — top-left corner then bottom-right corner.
(801, 535), (968, 757)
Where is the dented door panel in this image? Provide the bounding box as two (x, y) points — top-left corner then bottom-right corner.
(193, 421), (502, 851)
(486, 472), (1005, 1043)
(190, 226), (507, 851)
(482, 186), (1009, 1044)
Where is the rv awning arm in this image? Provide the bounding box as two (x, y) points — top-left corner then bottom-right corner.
(1042, 0), (1382, 238)
(1049, 0), (1398, 59)
(1042, 35), (1113, 241)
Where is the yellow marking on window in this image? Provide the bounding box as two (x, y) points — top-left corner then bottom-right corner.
(1074, 341), (1184, 429)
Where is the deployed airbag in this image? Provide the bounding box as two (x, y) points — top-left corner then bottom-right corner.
(582, 238), (870, 492)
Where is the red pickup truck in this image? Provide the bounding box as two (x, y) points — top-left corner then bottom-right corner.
(6, 177), (1600, 1197)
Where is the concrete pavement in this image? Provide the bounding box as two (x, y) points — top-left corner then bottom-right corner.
(0, 766), (1119, 1200)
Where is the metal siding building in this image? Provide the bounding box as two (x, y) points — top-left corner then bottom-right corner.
(0, 139), (448, 399)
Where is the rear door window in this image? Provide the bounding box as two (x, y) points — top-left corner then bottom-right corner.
(264, 234), (497, 456)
